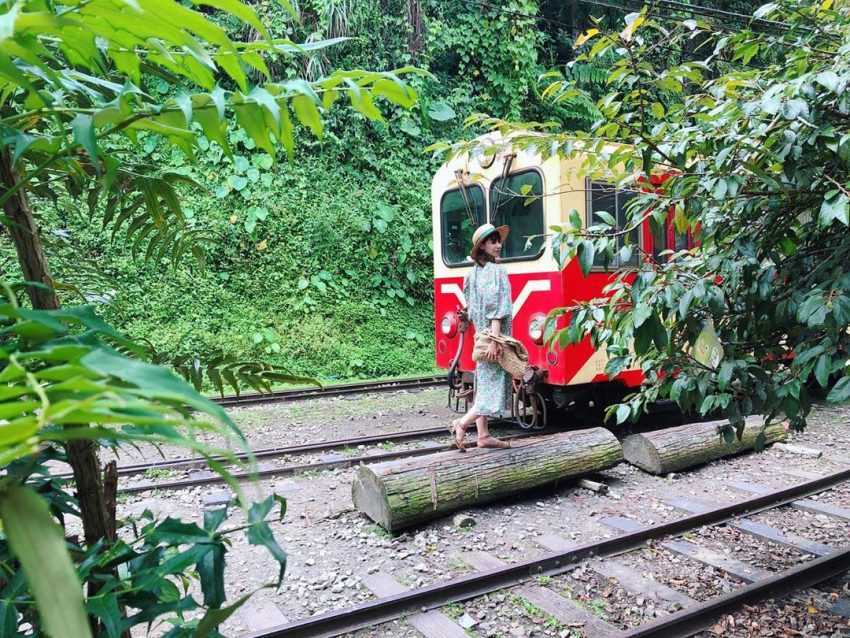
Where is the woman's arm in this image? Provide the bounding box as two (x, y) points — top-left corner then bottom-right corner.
(486, 266), (511, 360)
(489, 318), (502, 337)
(485, 266), (512, 337)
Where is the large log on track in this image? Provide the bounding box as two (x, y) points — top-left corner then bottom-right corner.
(622, 416), (787, 475)
(351, 428), (623, 531)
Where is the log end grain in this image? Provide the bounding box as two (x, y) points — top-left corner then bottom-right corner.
(351, 465), (393, 531)
(621, 434), (663, 474)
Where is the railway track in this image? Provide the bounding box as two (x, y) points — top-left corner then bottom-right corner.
(73, 374), (681, 491)
(78, 425), (450, 481)
(212, 375), (446, 408)
(245, 468), (850, 638)
(106, 410), (688, 493)
(52, 374), (450, 489)
(117, 426), (484, 494)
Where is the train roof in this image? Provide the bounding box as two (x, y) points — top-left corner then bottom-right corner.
(432, 130), (654, 192)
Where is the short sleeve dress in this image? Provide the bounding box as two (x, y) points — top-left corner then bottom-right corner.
(463, 261), (513, 417)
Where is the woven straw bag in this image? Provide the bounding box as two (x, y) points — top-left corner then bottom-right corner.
(472, 331), (530, 380)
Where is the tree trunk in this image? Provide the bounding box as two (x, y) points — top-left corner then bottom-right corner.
(1, 149), (59, 311)
(406, 0), (424, 56)
(352, 428), (623, 531)
(1, 148), (114, 548)
(622, 416), (787, 475)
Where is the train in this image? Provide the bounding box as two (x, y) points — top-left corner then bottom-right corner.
(432, 134), (695, 428)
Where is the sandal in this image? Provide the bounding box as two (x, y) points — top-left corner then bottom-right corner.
(477, 436), (511, 449)
(451, 419), (468, 452)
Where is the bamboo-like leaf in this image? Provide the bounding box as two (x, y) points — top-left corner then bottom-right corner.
(278, 101), (294, 157)
(233, 98), (275, 155)
(215, 52), (247, 92)
(249, 86), (280, 128)
(345, 79), (382, 121)
(242, 50), (270, 78)
(107, 48), (141, 85)
(194, 95), (231, 154)
(81, 348), (234, 427)
(0, 484), (92, 638)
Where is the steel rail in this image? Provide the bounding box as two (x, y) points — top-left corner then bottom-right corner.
(213, 375), (446, 408)
(119, 441), (451, 494)
(60, 425), (452, 480)
(86, 398), (681, 481)
(248, 468), (850, 638)
(119, 432), (527, 495)
(621, 547), (850, 638)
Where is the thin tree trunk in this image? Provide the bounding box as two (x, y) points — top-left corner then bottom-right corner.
(1, 147), (115, 548)
(407, 0), (424, 56)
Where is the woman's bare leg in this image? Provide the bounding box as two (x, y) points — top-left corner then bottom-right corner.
(450, 409), (478, 451)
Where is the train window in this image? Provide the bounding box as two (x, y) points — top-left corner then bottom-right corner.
(489, 170), (545, 260)
(651, 213), (690, 262)
(440, 185), (487, 266)
(587, 181), (640, 269)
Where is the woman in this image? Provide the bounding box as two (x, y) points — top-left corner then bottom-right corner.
(451, 223), (513, 451)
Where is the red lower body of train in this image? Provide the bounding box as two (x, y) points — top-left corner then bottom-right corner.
(434, 259), (643, 428)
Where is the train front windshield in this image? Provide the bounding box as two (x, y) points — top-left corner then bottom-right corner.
(439, 170), (546, 266)
(440, 185), (486, 266)
(489, 170), (545, 261)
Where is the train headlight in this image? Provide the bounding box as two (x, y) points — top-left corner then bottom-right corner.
(440, 312), (458, 337)
(528, 313), (546, 344)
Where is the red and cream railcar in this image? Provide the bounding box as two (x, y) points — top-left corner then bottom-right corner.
(432, 136), (690, 428)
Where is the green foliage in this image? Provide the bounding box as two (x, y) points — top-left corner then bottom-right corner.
(0, 483), (90, 638)
(0, 0), (418, 285)
(0, 294), (289, 635)
(448, 0), (850, 433)
(0, 0), (423, 633)
(6, 0), (579, 385)
(425, 0), (544, 119)
(22, 141), (439, 382)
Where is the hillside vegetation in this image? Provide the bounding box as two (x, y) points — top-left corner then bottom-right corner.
(8, 0), (741, 382)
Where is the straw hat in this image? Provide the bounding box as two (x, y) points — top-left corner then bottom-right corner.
(470, 223), (509, 260)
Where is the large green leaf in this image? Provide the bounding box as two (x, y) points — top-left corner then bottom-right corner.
(80, 348), (235, 429)
(827, 376), (850, 403)
(193, 0), (267, 38)
(246, 494), (287, 582)
(0, 484), (91, 638)
(427, 101), (455, 122)
(71, 114), (97, 162)
(576, 240), (595, 276)
(819, 193), (849, 226)
(194, 591), (256, 638)
(197, 544), (226, 608)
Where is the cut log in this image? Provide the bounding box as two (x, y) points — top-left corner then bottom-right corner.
(622, 416), (786, 475)
(351, 428), (622, 531)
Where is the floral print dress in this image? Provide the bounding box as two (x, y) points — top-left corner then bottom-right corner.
(464, 261), (513, 417)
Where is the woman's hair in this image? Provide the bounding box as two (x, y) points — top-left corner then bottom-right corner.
(474, 232), (501, 265)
